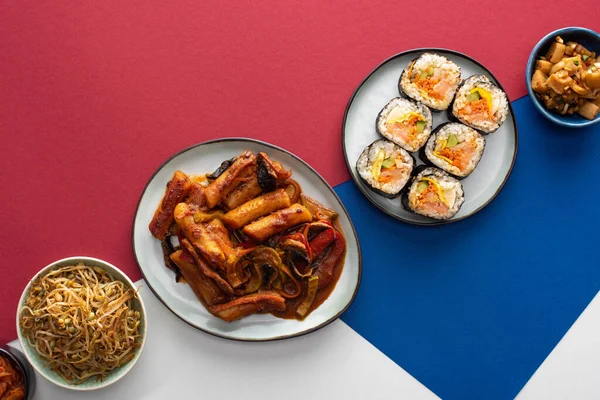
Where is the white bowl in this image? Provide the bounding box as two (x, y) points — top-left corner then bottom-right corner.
(16, 256), (147, 391)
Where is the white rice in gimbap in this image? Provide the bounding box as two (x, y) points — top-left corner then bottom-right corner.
(376, 98), (433, 152)
(423, 123), (485, 178)
(399, 53), (461, 111)
(451, 75), (509, 133)
(356, 139), (415, 198)
(403, 167), (464, 220)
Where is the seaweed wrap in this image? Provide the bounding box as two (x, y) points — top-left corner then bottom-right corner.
(449, 74), (509, 133)
(399, 53), (461, 111)
(356, 139), (415, 198)
(376, 97), (433, 152)
(421, 123), (485, 178)
(402, 166), (464, 220)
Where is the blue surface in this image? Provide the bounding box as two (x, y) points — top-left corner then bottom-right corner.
(525, 26), (600, 128)
(336, 95), (600, 400)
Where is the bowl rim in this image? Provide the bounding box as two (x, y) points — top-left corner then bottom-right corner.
(15, 256), (148, 391)
(0, 347), (32, 398)
(525, 26), (600, 128)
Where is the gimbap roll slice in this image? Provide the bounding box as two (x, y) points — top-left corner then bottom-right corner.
(402, 166), (464, 220)
(376, 97), (433, 152)
(399, 53), (461, 111)
(450, 75), (509, 133)
(356, 139), (415, 198)
(422, 123), (485, 178)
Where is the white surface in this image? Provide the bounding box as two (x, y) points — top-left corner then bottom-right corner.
(132, 139), (361, 340)
(516, 290), (600, 400)
(343, 50), (517, 224)
(10, 282), (440, 400)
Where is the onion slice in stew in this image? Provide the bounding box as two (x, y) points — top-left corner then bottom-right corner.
(251, 247), (301, 299)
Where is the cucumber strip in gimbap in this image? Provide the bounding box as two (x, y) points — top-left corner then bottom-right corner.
(376, 97), (433, 152)
(402, 166), (464, 220)
(449, 74), (509, 134)
(398, 53), (461, 111)
(422, 122), (485, 178)
(356, 139), (415, 198)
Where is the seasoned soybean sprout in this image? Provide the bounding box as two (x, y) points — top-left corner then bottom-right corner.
(19, 263), (141, 384)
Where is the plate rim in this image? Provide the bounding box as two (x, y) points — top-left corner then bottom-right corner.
(131, 137), (363, 341)
(341, 47), (519, 226)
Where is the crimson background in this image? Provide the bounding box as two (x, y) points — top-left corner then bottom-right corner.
(0, 0), (596, 343)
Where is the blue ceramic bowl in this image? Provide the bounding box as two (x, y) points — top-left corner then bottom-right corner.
(526, 27), (600, 128)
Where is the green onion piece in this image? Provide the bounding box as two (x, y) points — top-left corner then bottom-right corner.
(296, 275), (319, 318)
(467, 92), (481, 102)
(416, 181), (429, 194)
(381, 158), (395, 169)
(446, 134), (459, 148)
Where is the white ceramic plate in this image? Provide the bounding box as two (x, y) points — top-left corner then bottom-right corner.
(132, 138), (362, 341)
(343, 48), (518, 225)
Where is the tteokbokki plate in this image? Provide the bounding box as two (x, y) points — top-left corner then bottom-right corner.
(132, 138), (361, 341)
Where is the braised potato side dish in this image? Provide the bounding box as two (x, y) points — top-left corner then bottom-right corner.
(531, 36), (600, 120)
(149, 151), (347, 322)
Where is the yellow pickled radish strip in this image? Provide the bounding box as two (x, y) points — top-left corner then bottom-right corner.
(420, 177), (449, 206)
(433, 152), (455, 165)
(386, 111), (425, 125)
(417, 88), (431, 99)
(371, 151), (385, 181)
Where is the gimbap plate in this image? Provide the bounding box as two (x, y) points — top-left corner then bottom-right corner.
(342, 48), (518, 225)
(132, 138), (362, 341)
